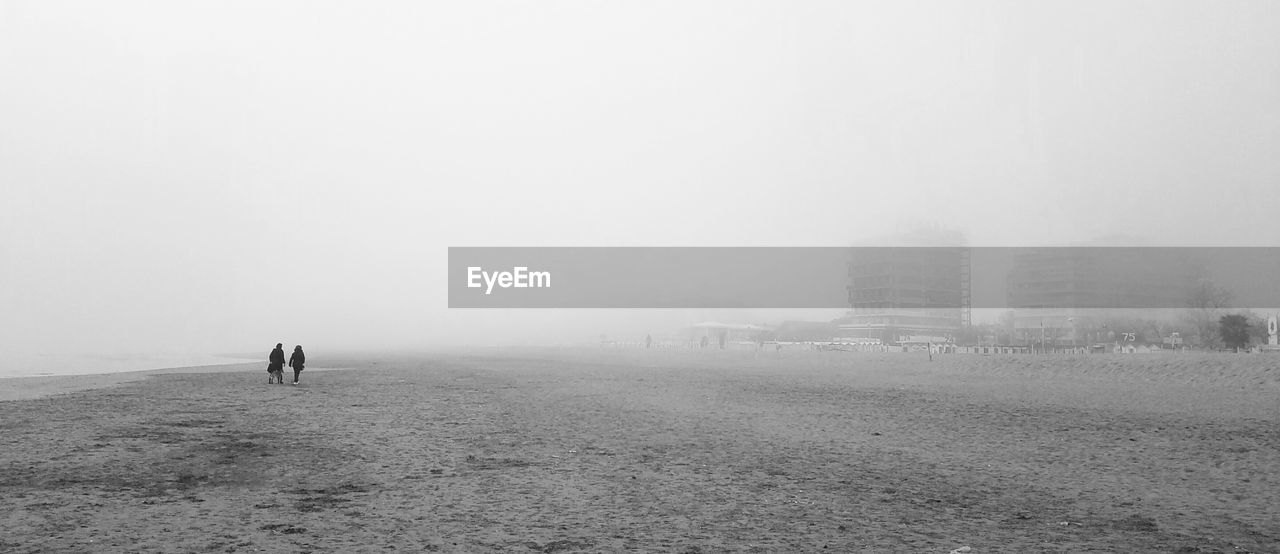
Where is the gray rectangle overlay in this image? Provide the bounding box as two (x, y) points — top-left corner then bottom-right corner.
(449, 247), (1280, 309)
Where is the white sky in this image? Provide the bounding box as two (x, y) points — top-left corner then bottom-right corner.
(2, 1), (1278, 360)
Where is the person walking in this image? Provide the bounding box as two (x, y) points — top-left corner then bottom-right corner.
(268, 343), (286, 384)
(288, 345), (305, 385)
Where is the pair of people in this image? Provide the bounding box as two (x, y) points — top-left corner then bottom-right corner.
(268, 343), (305, 385)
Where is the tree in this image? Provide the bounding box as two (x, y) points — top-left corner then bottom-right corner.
(1247, 311), (1272, 345)
(1190, 279), (1234, 310)
(1183, 279), (1234, 349)
(1219, 314), (1251, 351)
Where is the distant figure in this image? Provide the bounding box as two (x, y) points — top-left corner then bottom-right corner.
(268, 343), (286, 384)
(718, 331), (727, 350)
(700, 336), (709, 349)
(288, 345), (306, 385)
(645, 334), (652, 349)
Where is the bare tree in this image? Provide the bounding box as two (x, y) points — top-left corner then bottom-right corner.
(1189, 279), (1234, 309)
(1182, 279), (1234, 349)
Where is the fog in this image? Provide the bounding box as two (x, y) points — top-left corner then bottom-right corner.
(2, 2), (1278, 369)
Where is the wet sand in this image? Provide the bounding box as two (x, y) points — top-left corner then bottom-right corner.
(1, 350), (1277, 552)
(0, 363), (266, 402)
(0, 363), (352, 402)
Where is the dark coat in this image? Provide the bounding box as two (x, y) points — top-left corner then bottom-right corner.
(269, 347), (285, 371)
(289, 350), (305, 370)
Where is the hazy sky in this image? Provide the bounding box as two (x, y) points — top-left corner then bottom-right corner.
(2, 1), (1278, 360)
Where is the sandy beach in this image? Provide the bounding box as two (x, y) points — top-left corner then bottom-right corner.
(2, 350), (1278, 553)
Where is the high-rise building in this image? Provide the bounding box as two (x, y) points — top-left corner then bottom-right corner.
(1006, 248), (1203, 344)
(838, 247), (968, 344)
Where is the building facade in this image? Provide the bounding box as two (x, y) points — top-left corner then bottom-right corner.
(1006, 248), (1203, 345)
(839, 247), (968, 344)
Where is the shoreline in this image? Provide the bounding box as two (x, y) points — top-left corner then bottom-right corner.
(0, 355), (258, 380)
(0, 362), (260, 402)
(0, 362), (351, 403)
